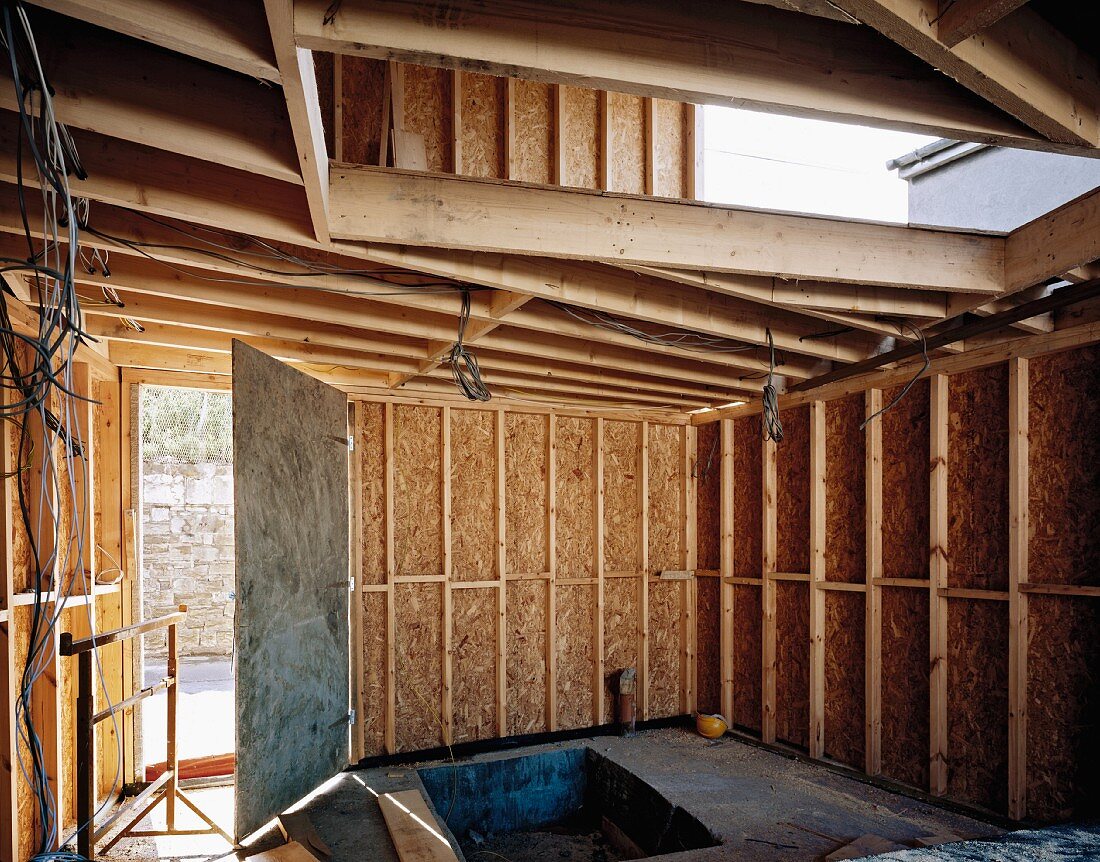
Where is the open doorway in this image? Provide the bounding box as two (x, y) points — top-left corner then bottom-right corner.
(137, 384), (236, 781)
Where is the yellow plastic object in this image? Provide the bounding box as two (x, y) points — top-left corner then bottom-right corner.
(695, 713), (728, 739)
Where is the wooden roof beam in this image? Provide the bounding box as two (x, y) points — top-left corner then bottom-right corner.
(27, 0), (281, 82)
(293, 0), (1071, 154)
(829, 0), (1100, 147)
(934, 0), (1030, 48)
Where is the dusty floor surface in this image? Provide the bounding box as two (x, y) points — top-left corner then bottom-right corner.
(466, 825), (626, 862)
(93, 728), (1096, 862)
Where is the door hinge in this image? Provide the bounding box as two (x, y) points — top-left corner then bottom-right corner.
(348, 709), (357, 725)
(348, 434), (355, 451)
(349, 576), (355, 592)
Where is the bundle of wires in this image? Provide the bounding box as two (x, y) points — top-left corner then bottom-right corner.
(0, 3), (120, 858)
(447, 288), (490, 401)
(761, 328), (783, 442)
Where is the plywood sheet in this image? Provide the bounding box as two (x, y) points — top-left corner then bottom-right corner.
(1029, 346), (1100, 586)
(556, 417), (595, 577)
(603, 576), (640, 723)
(948, 365), (1008, 591)
(507, 579), (547, 735)
(7, 402), (33, 590)
(648, 423), (682, 574)
(824, 591), (864, 768)
(653, 99), (684, 198)
(451, 587), (498, 743)
(733, 415), (762, 578)
(232, 343), (350, 840)
(826, 396), (865, 584)
(696, 423), (721, 572)
(947, 600), (1008, 813)
(394, 406), (442, 577)
(695, 577), (722, 716)
(775, 582), (809, 748)
(733, 584), (762, 733)
(505, 413), (547, 575)
(341, 55), (385, 166)
(880, 586), (928, 790)
(360, 590), (387, 756)
(777, 406), (810, 574)
(561, 85), (599, 188)
(460, 72), (504, 178)
(312, 52), (334, 158)
(404, 64), (452, 173)
(450, 409), (496, 581)
(608, 91), (645, 194)
(1027, 595), (1100, 821)
(512, 78), (552, 184)
(11, 607), (36, 862)
(604, 420), (640, 573)
(556, 583), (595, 729)
(395, 583), (443, 752)
(358, 402), (386, 584)
(647, 579), (681, 718)
(881, 379), (930, 579)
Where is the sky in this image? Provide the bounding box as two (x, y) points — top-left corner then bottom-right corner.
(703, 105), (937, 223)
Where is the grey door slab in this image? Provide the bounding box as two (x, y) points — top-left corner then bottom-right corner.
(232, 342), (350, 841)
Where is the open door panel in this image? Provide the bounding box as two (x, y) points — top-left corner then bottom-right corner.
(232, 341), (351, 841)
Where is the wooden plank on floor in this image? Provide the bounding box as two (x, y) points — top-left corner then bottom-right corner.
(377, 789), (460, 862)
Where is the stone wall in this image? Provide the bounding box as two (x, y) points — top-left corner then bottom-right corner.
(142, 460), (234, 660)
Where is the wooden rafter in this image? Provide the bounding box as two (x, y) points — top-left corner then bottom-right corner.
(934, 0), (1031, 47)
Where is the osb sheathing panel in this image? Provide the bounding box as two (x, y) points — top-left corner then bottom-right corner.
(1029, 346), (1100, 586)
(60, 611), (76, 832)
(394, 583), (443, 752)
(1027, 595), (1100, 821)
(648, 580), (682, 718)
(826, 396), (865, 584)
(556, 583), (595, 729)
(696, 423), (721, 572)
(451, 587), (498, 743)
(775, 582), (809, 748)
(11, 607), (37, 862)
(341, 56), (385, 166)
(824, 591), (864, 769)
(561, 85), (599, 188)
(460, 72), (504, 178)
(603, 420), (640, 573)
(360, 590), (387, 756)
(948, 366), (1009, 591)
(450, 409), (496, 581)
(732, 585), (762, 732)
(648, 423), (683, 574)
(394, 406), (441, 577)
(882, 378), (930, 579)
(653, 99), (684, 198)
(603, 577), (640, 723)
(359, 402), (386, 583)
(733, 415), (762, 578)
(8, 407), (33, 591)
(608, 91), (645, 195)
(404, 64), (452, 173)
(94, 592), (124, 803)
(947, 600), (1008, 814)
(556, 416), (595, 577)
(513, 78), (552, 184)
(507, 580), (547, 735)
(505, 413), (547, 575)
(880, 586), (929, 789)
(313, 52), (334, 157)
(777, 406), (810, 574)
(695, 577), (722, 716)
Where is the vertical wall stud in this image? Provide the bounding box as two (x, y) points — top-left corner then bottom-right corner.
(451, 70), (463, 175)
(599, 90), (612, 191)
(441, 405), (453, 746)
(640, 420), (650, 719)
(929, 374), (949, 796)
(1, 392), (17, 862)
(762, 435), (777, 744)
(595, 418), (606, 724)
(865, 389), (883, 776)
(349, 403), (365, 760)
(495, 409), (507, 737)
(719, 419), (735, 725)
(1008, 357), (1029, 820)
(552, 84), (566, 186)
(333, 54), (343, 163)
(809, 401), (826, 759)
(644, 96), (657, 196)
(505, 78), (516, 181)
(547, 413), (558, 731)
(683, 102), (704, 200)
(683, 425), (698, 715)
(384, 402), (396, 753)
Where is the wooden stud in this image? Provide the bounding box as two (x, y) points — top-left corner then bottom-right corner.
(761, 434), (777, 744)
(441, 405), (453, 746)
(1, 390), (17, 862)
(598, 90), (611, 191)
(383, 402), (396, 754)
(865, 389), (883, 776)
(929, 374), (949, 796)
(719, 419), (735, 724)
(683, 103), (703, 200)
(349, 403), (365, 761)
(683, 426), (697, 715)
(495, 409), (507, 737)
(643, 97), (656, 196)
(546, 414), (557, 731)
(640, 421), (650, 720)
(552, 84), (565, 186)
(594, 418), (605, 724)
(504, 78), (516, 181)
(451, 70), (463, 175)
(1007, 356), (1028, 820)
(379, 61), (392, 167)
(333, 53), (343, 163)
(809, 401), (826, 759)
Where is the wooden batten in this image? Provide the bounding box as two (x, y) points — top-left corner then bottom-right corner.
(761, 435), (777, 744)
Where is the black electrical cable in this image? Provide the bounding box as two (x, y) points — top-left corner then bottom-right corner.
(762, 328), (783, 443)
(447, 288), (491, 401)
(860, 320), (930, 429)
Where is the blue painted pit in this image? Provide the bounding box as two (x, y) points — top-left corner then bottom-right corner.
(418, 747), (719, 860)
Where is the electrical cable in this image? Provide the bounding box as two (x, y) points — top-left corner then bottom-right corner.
(761, 328), (783, 443)
(446, 288), (491, 401)
(860, 320), (930, 429)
